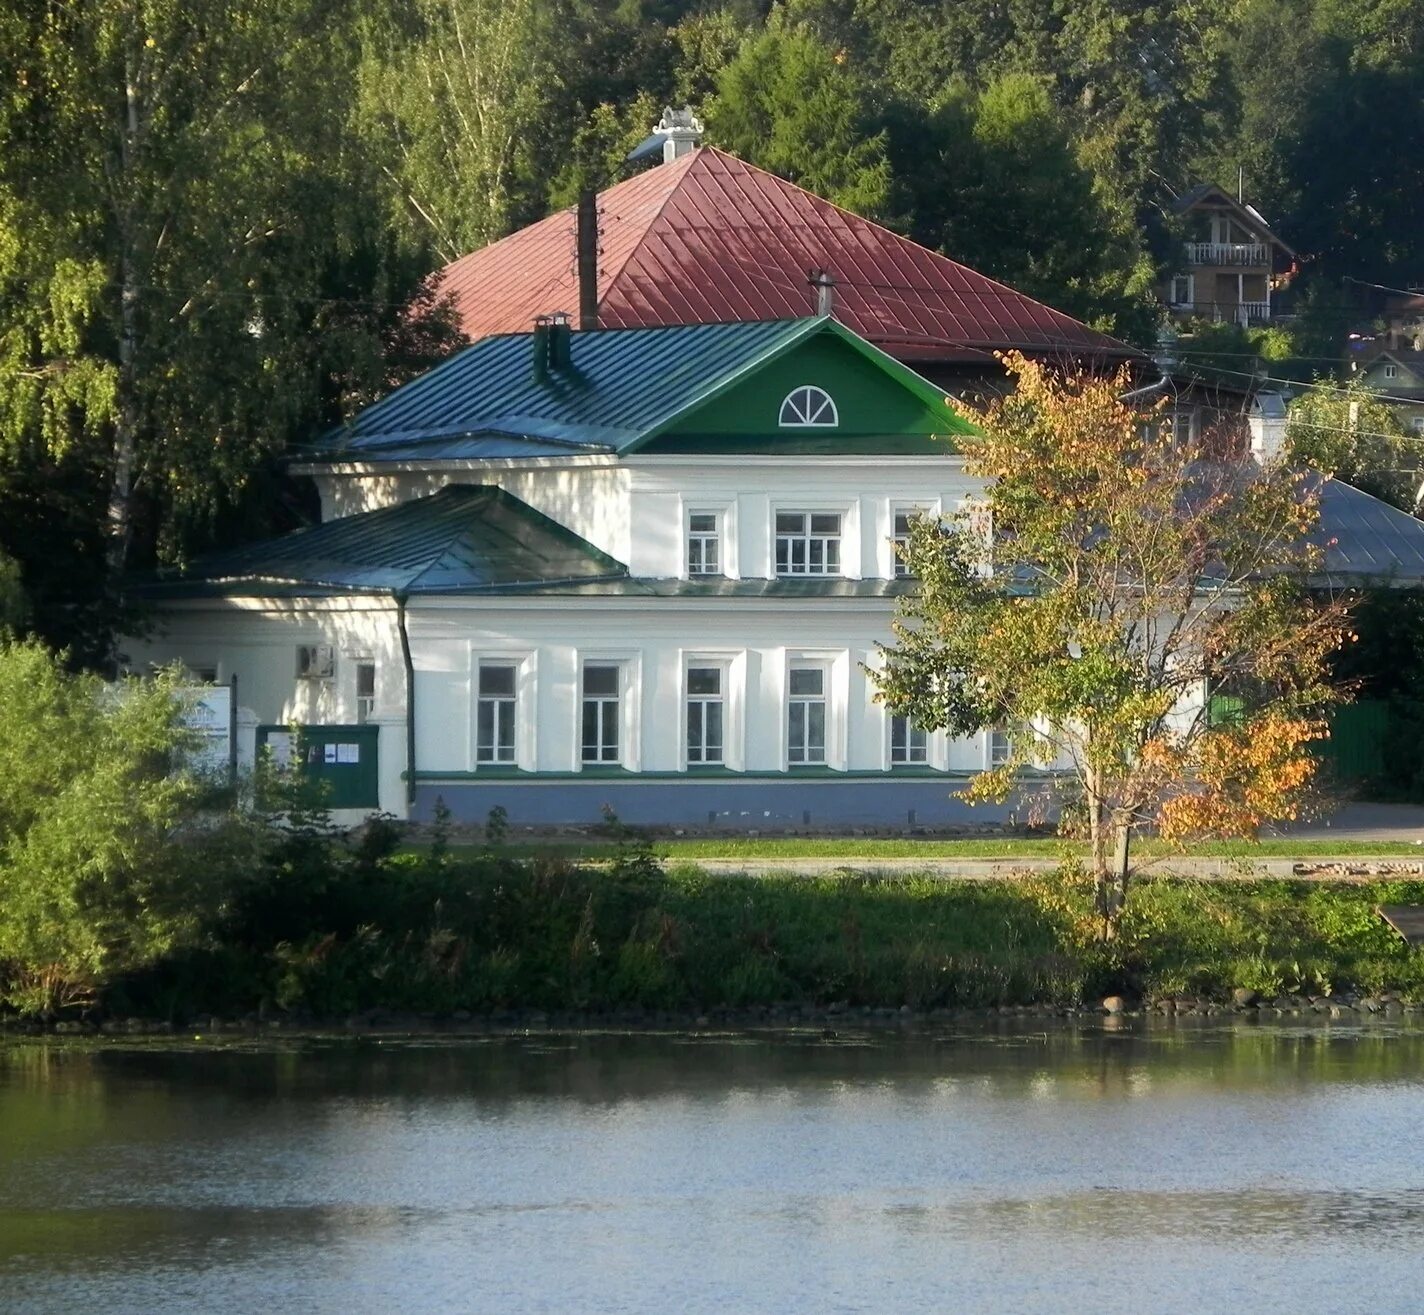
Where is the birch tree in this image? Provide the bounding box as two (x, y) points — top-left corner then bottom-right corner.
(357, 0), (557, 262)
(874, 354), (1350, 933)
(0, 1), (447, 653)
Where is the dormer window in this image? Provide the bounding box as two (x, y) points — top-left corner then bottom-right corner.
(779, 385), (838, 428)
(1385, 363), (1399, 379)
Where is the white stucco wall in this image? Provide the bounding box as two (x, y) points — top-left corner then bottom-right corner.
(128, 590), (1211, 824)
(303, 453), (986, 580)
(623, 455), (986, 579)
(135, 453), (1205, 823)
(307, 460), (633, 565)
(125, 592), (1036, 819)
(124, 598), (406, 822)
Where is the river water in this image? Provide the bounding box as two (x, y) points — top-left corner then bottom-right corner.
(4, 1021), (1424, 1313)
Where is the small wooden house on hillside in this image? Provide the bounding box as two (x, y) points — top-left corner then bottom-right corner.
(1351, 347), (1424, 436)
(1161, 183), (1297, 328)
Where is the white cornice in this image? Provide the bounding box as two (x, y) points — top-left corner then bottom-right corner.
(407, 593), (899, 613)
(622, 453), (967, 468)
(292, 455), (618, 476)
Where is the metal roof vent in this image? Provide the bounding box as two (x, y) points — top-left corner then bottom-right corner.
(626, 106), (704, 167)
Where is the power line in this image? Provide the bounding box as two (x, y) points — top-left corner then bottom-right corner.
(1343, 276), (1424, 300)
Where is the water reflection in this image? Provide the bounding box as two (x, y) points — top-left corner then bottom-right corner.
(5, 1021), (1424, 1313)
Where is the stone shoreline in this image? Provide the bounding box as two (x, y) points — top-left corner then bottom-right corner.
(5, 989), (1421, 1040)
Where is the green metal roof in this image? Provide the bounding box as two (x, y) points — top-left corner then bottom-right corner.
(141, 486), (628, 596)
(136, 486), (925, 601)
(310, 317), (974, 461)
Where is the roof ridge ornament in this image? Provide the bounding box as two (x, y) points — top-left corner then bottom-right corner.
(626, 105), (704, 167)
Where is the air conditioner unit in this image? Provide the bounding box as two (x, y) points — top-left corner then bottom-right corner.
(296, 644), (335, 680)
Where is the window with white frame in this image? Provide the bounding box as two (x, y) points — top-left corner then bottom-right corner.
(890, 713), (928, 765)
(787, 666), (827, 764)
(1164, 405), (1197, 444)
(776, 511), (841, 575)
(988, 727), (1013, 767)
(953, 498), (992, 576)
(686, 665), (725, 764)
(476, 663), (517, 763)
(779, 385), (838, 428)
(581, 663), (622, 764)
(892, 506), (930, 578)
(1385, 363), (1399, 379)
(355, 661), (376, 724)
(1169, 274), (1193, 307)
(687, 511), (721, 577)
(1412, 416), (1424, 436)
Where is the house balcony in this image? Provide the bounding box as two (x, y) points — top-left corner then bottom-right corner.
(1184, 241), (1269, 267)
(1168, 300), (1272, 326)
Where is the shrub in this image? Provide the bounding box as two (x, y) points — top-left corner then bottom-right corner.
(0, 640), (247, 1015)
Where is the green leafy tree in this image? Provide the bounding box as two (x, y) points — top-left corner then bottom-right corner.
(1287, 378), (1419, 511)
(670, 7), (755, 105)
(0, 640), (243, 1015)
(888, 74), (1158, 344)
(875, 354), (1348, 932)
(705, 20), (891, 216)
(547, 92), (663, 207)
(1203, 0), (1424, 286)
(357, 0), (560, 261)
(0, 1), (451, 657)
(0, 548), (23, 634)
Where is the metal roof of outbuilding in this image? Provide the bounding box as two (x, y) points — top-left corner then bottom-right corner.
(1313, 479), (1424, 584)
(143, 485), (628, 596)
(429, 147), (1137, 366)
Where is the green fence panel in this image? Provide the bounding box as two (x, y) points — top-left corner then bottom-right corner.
(1316, 701), (1389, 784)
(1207, 694), (1246, 727)
(257, 724), (381, 809)
(1210, 695), (1389, 785)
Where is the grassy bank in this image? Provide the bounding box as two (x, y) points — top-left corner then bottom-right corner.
(100, 848), (1424, 1023)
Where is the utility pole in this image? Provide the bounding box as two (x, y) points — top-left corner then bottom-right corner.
(577, 189), (599, 332)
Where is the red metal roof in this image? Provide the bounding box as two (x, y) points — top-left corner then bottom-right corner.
(431, 147), (1137, 366)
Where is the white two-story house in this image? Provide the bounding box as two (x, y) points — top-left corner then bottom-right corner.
(128, 315), (1046, 827)
(129, 313), (1424, 826)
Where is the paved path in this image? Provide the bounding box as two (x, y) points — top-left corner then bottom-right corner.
(1269, 802), (1424, 844)
(680, 802), (1424, 879)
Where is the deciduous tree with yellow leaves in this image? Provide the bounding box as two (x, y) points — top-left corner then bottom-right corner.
(875, 353), (1351, 934)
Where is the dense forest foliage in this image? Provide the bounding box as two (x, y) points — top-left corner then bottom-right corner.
(2, 0), (1421, 662)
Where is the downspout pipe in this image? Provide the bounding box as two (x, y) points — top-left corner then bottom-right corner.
(1118, 374), (1172, 404)
(395, 591), (416, 809)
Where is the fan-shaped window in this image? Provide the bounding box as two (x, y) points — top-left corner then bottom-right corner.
(779, 385), (839, 428)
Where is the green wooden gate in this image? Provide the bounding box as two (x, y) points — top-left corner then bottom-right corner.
(1206, 693), (1246, 727)
(1315, 701), (1389, 784)
(1208, 695), (1389, 786)
(257, 724), (381, 809)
